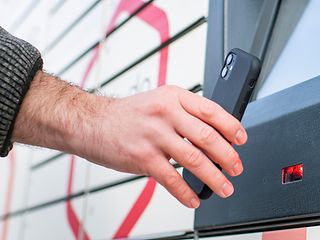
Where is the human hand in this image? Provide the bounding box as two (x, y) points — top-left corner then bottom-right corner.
(76, 85), (247, 209)
(13, 73), (247, 209)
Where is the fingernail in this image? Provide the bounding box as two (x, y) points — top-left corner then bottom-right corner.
(222, 181), (234, 197)
(236, 129), (246, 145)
(190, 197), (200, 208)
(232, 161), (243, 176)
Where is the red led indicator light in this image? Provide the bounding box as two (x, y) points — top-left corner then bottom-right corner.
(282, 163), (303, 184)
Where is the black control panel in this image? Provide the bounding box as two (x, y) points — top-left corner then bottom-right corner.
(195, 75), (320, 233)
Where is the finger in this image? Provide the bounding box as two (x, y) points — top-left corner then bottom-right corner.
(172, 110), (243, 177)
(161, 134), (235, 198)
(178, 90), (247, 145)
(148, 157), (200, 208)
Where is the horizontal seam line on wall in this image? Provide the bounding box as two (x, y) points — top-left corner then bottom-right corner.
(96, 16), (207, 89)
(9, 0), (40, 33)
(50, 0), (67, 16)
(2, 164), (184, 220)
(43, 0), (103, 54)
(44, 0), (155, 56)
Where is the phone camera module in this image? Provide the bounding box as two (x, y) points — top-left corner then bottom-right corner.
(226, 53), (234, 65)
(221, 66), (228, 78)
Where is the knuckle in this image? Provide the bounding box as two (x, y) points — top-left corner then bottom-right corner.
(162, 84), (180, 92)
(159, 85), (183, 101)
(148, 101), (168, 116)
(212, 170), (224, 183)
(131, 142), (155, 162)
(185, 149), (203, 168)
(145, 122), (161, 139)
(199, 126), (218, 145)
(179, 185), (191, 199)
(142, 149), (155, 163)
(232, 121), (242, 132)
(226, 149), (239, 163)
(164, 172), (180, 189)
(200, 101), (216, 117)
(157, 85), (180, 97)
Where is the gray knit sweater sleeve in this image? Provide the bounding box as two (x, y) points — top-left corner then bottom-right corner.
(0, 27), (43, 157)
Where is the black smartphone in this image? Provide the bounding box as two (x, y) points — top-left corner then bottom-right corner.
(182, 48), (261, 200)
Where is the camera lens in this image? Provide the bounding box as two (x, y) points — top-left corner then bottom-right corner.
(221, 66), (228, 78)
(226, 54), (233, 65)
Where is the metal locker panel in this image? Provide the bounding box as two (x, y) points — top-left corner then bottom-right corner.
(0, 146), (32, 218)
(96, 0), (208, 88)
(12, 1), (51, 50)
(99, 51), (160, 97)
(84, 171), (193, 239)
(44, 0), (101, 52)
(27, 155), (87, 207)
(165, 23), (207, 88)
(7, 146), (33, 213)
(86, 162), (132, 191)
(130, 169), (194, 238)
(43, 0), (112, 74)
(84, 178), (150, 239)
(99, 22), (206, 97)
(62, 46), (102, 89)
(28, 155), (69, 207)
(0, 0), (37, 30)
(30, 147), (62, 166)
(0, 156), (11, 216)
(0, 216), (25, 240)
(23, 198), (86, 240)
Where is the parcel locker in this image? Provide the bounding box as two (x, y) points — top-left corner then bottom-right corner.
(195, 0), (320, 238)
(196, 75), (320, 235)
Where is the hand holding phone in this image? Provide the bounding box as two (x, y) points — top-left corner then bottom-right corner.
(183, 48), (261, 199)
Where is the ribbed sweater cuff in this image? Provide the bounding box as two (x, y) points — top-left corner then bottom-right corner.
(0, 27), (43, 157)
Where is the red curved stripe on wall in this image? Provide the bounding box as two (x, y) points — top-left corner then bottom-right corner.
(67, 155), (91, 240)
(106, 0), (169, 87)
(1, 150), (16, 240)
(113, 178), (157, 238)
(66, 0), (169, 239)
(66, 47), (100, 240)
(109, 0), (169, 239)
(136, 3), (169, 86)
(262, 228), (307, 240)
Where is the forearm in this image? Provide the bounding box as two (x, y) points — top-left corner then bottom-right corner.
(12, 71), (110, 157)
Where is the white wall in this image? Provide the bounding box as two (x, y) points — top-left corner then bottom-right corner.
(0, 1), (208, 239)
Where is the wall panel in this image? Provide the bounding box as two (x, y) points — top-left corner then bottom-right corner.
(23, 198), (86, 240)
(0, 1), (209, 239)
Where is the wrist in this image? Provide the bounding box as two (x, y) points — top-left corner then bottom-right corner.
(12, 71), (106, 156)
(0, 26), (43, 156)
(64, 93), (108, 158)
